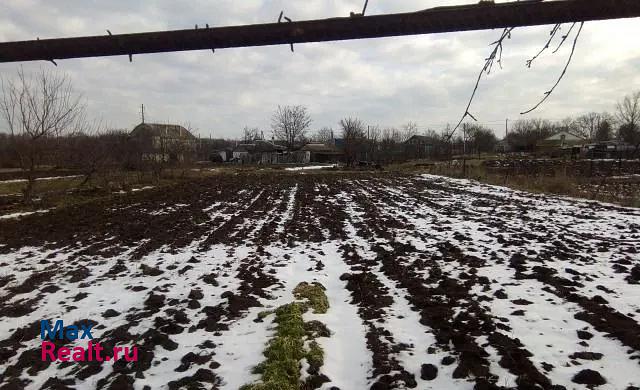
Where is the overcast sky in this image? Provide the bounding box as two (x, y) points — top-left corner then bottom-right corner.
(1, 0), (638, 139)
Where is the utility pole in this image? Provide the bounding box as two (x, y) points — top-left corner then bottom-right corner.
(462, 124), (467, 155)
(366, 125), (370, 162)
(505, 118), (509, 138)
(462, 123), (468, 177)
(141, 104), (145, 124)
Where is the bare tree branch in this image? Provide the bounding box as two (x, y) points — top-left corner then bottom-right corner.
(448, 27), (514, 140)
(526, 23), (562, 68)
(521, 22), (584, 115)
(552, 22), (577, 54)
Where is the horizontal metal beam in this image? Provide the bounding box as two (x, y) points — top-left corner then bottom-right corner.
(1, 0), (639, 63)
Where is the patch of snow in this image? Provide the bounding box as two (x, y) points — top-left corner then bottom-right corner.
(0, 175), (82, 184)
(285, 165), (337, 171)
(0, 209), (51, 220)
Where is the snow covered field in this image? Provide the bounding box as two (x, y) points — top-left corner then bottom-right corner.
(0, 173), (638, 390)
(0, 175), (82, 185)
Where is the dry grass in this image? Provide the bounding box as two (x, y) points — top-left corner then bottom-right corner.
(0, 168), (210, 215)
(2, 162), (636, 216)
(421, 160), (640, 207)
(0, 177), (82, 196)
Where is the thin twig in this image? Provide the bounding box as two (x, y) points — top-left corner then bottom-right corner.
(362, 0), (369, 15)
(526, 23), (561, 68)
(552, 22), (576, 53)
(447, 27), (513, 140)
(521, 22), (584, 115)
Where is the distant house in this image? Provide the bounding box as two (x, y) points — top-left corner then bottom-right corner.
(298, 143), (344, 164)
(232, 144), (253, 161)
(207, 149), (232, 163)
(404, 135), (433, 159)
(539, 131), (585, 148)
(495, 138), (512, 154)
(220, 149), (234, 162)
(537, 131), (586, 156)
(130, 123), (197, 162)
(404, 135), (431, 145)
(581, 140), (635, 159)
(232, 140), (287, 164)
(195, 138), (234, 162)
(256, 141), (288, 164)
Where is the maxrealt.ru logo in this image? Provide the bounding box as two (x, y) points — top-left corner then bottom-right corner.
(40, 320), (137, 362)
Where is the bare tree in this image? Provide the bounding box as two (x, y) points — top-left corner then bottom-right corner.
(466, 124), (498, 156)
(379, 127), (400, 163)
(401, 121), (419, 142)
(313, 127), (334, 144)
(616, 91), (640, 129)
(382, 127), (404, 143)
(0, 67), (85, 202)
(506, 118), (554, 152)
(340, 117), (366, 166)
(574, 112), (614, 140)
(271, 105), (311, 149)
(62, 118), (110, 188)
(616, 91), (640, 156)
(105, 130), (142, 190)
(242, 126), (260, 143)
(558, 117), (578, 134)
(595, 119), (613, 142)
(0, 133), (14, 167)
(367, 125), (381, 162)
(425, 129), (450, 158)
(66, 129), (139, 192)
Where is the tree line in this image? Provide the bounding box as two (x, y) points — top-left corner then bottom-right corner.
(505, 95), (640, 153)
(255, 90), (640, 162)
(1, 67), (639, 202)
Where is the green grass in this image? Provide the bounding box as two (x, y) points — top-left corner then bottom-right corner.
(306, 341), (324, 373)
(242, 303), (306, 390)
(293, 282), (329, 314)
(304, 320), (330, 338)
(257, 310), (274, 320)
(243, 283), (330, 390)
(256, 304), (306, 383)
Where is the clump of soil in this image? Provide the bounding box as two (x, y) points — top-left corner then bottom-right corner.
(572, 369), (606, 386)
(420, 363), (438, 380)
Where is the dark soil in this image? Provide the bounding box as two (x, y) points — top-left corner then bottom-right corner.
(0, 172), (638, 389)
